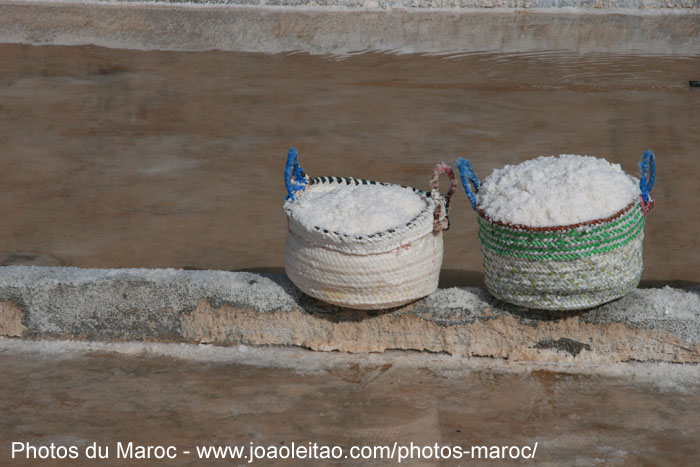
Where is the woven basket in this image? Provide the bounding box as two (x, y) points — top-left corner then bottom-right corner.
(283, 148), (455, 310)
(456, 151), (656, 311)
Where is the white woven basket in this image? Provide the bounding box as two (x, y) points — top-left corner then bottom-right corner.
(283, 149), (455, 310)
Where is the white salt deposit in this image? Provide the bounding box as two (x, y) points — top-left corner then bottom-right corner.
(289, 184), (427, 235)
(478, 154), (639, 227)
(3, 338), (699, 386)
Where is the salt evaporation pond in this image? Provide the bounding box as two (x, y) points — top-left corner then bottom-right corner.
(0, 43), (698, 286)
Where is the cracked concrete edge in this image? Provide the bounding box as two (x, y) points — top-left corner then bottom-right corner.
(1, 2), (700, 56)
(2, 338), (699, 387)
(0, 266), (698, 363)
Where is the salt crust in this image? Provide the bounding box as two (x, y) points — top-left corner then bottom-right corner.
(2, 337), (699, 388)
(289, 184), (427, 236)
(478, 154), (639, 227)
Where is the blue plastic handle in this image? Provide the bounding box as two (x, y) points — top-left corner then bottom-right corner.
(284, 147), (307, 201)
(639, 149), (656, 203)
(456, 158), (481, 211)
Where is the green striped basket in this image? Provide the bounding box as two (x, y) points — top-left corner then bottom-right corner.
(457, 151), (656, 311)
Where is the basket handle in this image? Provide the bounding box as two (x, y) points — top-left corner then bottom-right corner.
(431, 163), (456, 232)
(284, 147), (308, 201)
(456, 157), (481, 211)
(639, 149), (656, 215)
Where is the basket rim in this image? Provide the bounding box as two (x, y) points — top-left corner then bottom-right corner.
(476, 199), (638, 232)
(284, 175), (436, 244)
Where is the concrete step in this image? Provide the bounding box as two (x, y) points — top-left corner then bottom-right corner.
(1, 2), (699, 57)
(1, 266), (698, 363)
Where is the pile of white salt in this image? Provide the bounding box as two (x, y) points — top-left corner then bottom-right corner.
(478, 154), (639, 227)
(289, 184), (427, 236)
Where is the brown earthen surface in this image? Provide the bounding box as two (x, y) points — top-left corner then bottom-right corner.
(181, 298), (700, 363)
(0, 301), (26, 337)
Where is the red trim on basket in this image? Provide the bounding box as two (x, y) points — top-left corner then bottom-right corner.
(477, 201), (638, 232)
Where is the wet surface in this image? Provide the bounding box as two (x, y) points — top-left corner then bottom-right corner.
(0, 44), (699, 283)
(0, 348), (699, 466)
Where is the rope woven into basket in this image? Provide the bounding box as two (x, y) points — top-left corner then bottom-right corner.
(478, 201), (645, 310)
(285, 147), (308, 201)
(478, 202), (645, 261)
(284, 173), (446, 309)
(482, 228), (643, 310)
(430, 162), (457, 232)
(286, 227), (443, 309)
(639, 149), (656, 214)
(457, 152), (654, 311)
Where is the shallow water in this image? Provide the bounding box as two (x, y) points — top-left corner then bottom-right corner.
(1, 346), (699, 466)
(0, 43), (698, 284)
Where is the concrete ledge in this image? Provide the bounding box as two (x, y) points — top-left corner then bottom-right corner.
(0, 266), (698, 363)
(5, 0), (700, 11)
(1, 2), (700, 56)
